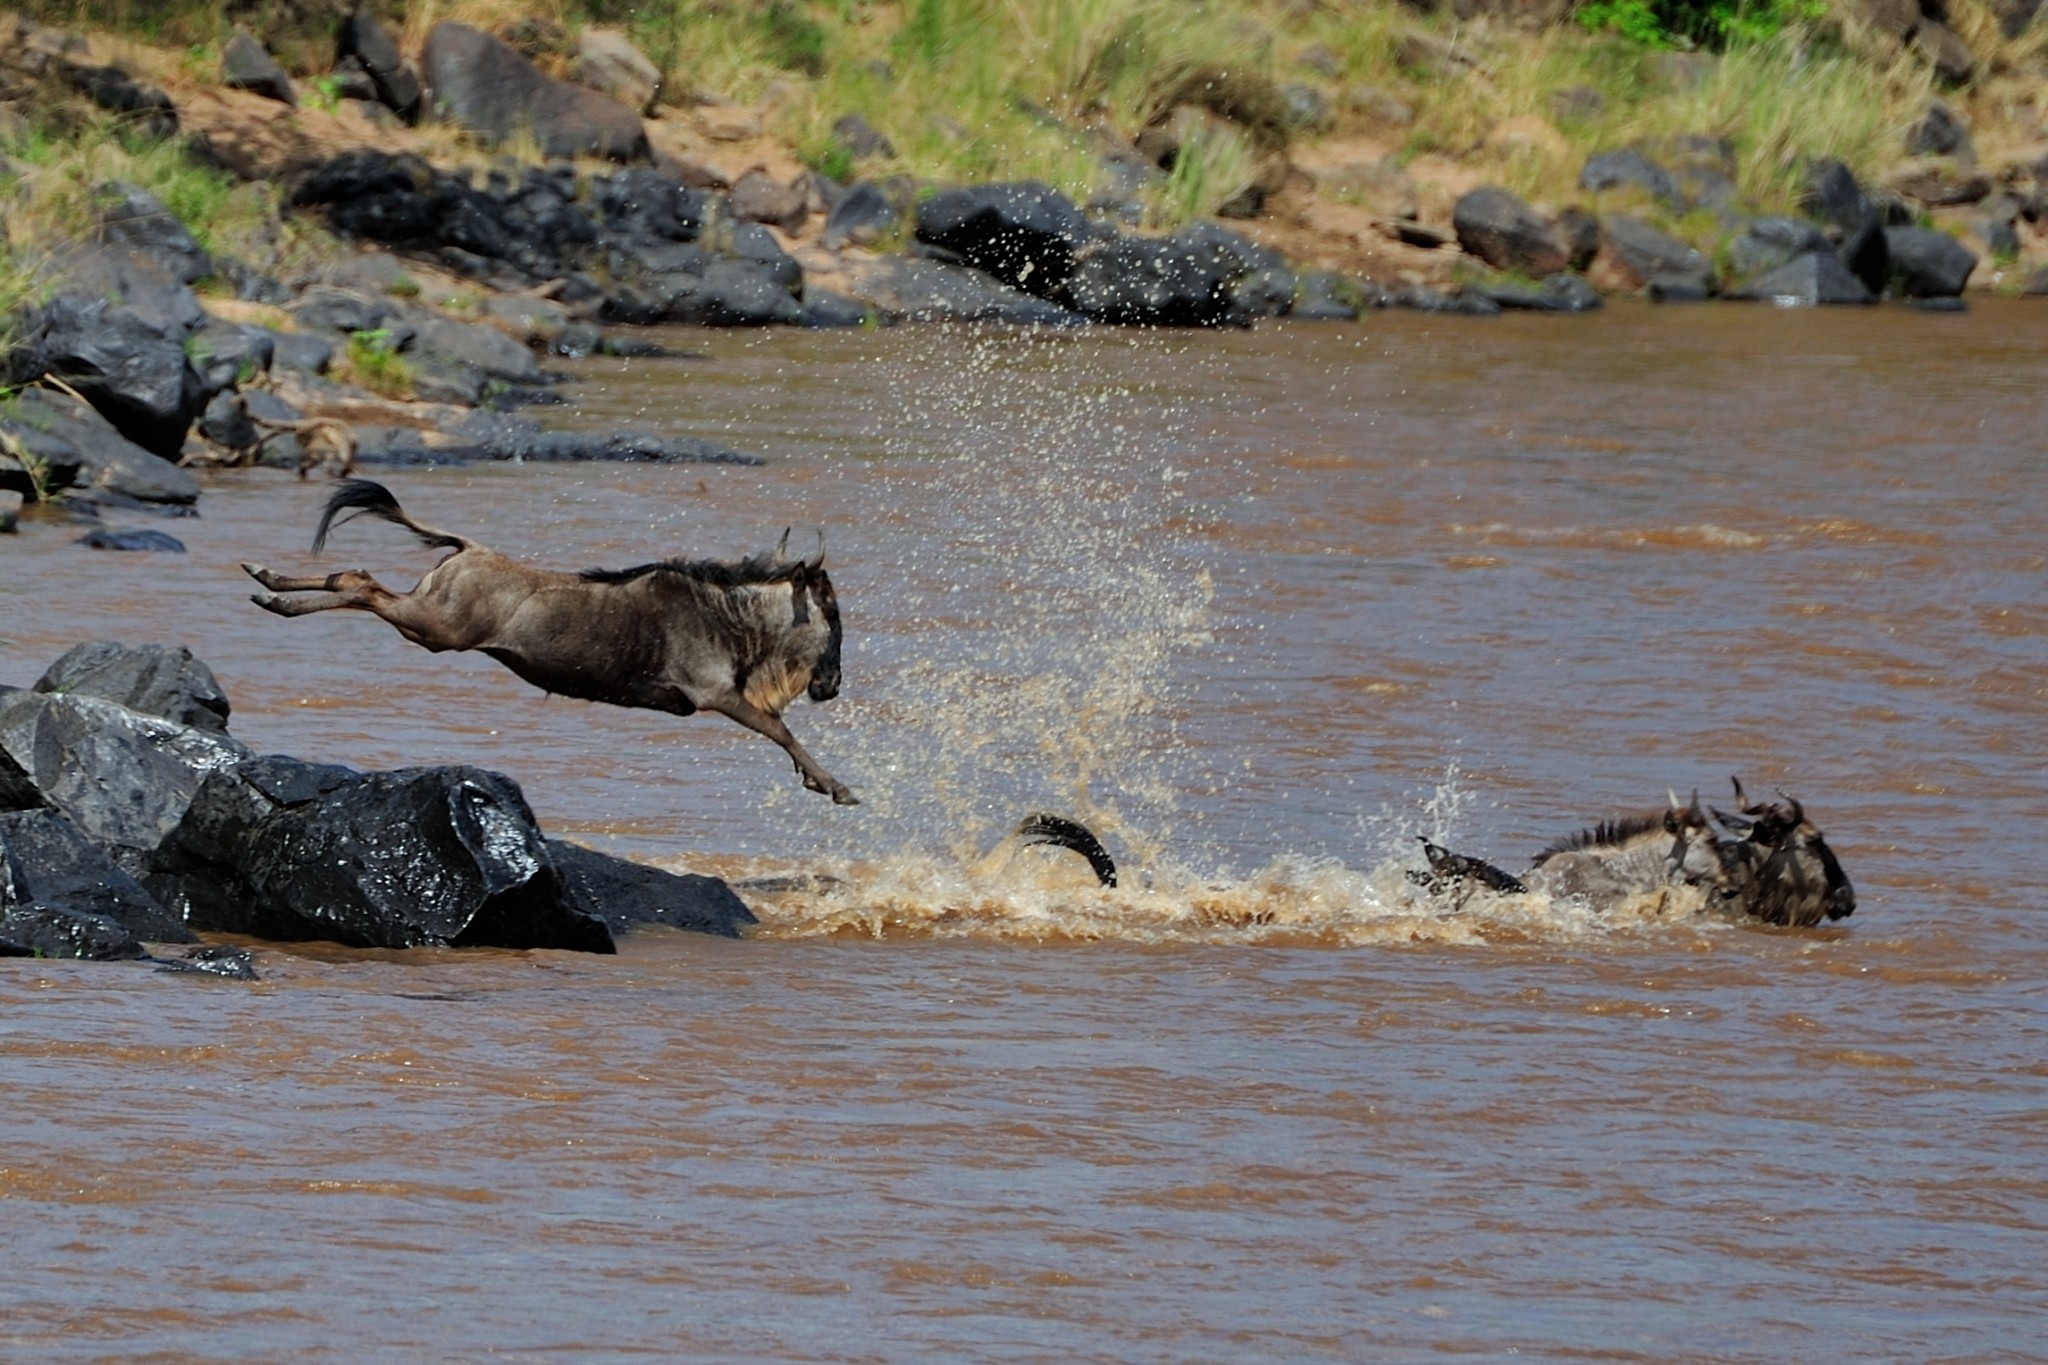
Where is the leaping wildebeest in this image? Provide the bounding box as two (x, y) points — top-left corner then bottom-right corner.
(243, 478), (856, 804)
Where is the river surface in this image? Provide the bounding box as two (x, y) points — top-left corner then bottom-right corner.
(2, 304), (2045, 1360)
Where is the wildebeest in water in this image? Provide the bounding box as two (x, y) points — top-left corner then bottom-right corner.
(243, 479), (856, 804)
(1411, 782), (1855, 926)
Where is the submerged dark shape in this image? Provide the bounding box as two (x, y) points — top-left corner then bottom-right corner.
(242, 479), (854, 804)
(154, 944), (259, 979)
(1016, 813), (1118, 887)
(1711, 777), (1855, 926)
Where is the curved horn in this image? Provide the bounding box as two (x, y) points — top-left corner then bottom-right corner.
(774, 527), (792, 562)
(1669, 788), (1683, 810)
(808, 529), (826, 571)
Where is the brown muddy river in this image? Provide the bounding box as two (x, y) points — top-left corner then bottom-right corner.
(3, 304), (2045, 1359)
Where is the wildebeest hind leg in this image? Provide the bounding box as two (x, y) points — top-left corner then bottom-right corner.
(702, 696), (858, 805)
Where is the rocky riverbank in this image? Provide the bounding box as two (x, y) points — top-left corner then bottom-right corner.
(4, 6), (2046, 531)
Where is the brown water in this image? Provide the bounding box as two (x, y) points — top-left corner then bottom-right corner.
(3, 304), (2045, 1359)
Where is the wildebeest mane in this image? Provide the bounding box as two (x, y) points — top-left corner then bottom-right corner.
(579, 552), (803, 588)
(1530, 813), (1669, 867)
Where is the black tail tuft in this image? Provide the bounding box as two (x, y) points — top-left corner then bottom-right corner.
(1409, 836), (1527, 896)
(312, 478), (461, 554)
(1016, 813), (1118, 888)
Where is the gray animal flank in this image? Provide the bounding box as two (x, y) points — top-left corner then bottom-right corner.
(243, 478), (855, 804)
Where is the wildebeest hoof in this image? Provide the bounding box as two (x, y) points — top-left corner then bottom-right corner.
(832, 786), (860, 806)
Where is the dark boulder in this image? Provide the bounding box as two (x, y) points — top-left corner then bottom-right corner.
(1599, 215), (1711, 294)
(1838, 215), (1892, 295)
(93, 183), (213, 287)
(338, 7), (423, 121)
(422, 22), (648, 162)
(914, 182), (1092, 297)
(831, 112), (897, 161)
(1452, 186), (1568, 277)
(407, 314), (544, 383)
(0, 903), (148, 961)
(42, 242), (207, 337)
(64, 65), (177, 140)
(1884, 226), (1977, 297)
(1906, 100), (1973, 161)
(590, 167), (707, 242)
(1290, 270), (1368, 320)
(1579, 148), (1684, 210)
(289, 149), (440, 243)
(822, 180), (904, 250)
(270, 331), (335, 375)
(729, 168), (809, 232)
(1472, 273), (1604, 312)
(1, 807), (192, 947)
(155, 944), (260, 979)
(20, 294), (206, 458)
(33, 641), (231, 736)
(842, 257), (1085, 325)
(0, 388), (201, 506)
(671, 259), (805, 327)
(1800, 159), (1875, 240)
(1725, 251), (1875, 305)
(0, 688), (251, 879)
(148, 756), (615, 953)
(547, 840), (756, 938)
(187, 319), (275, 398)
(221, 29), (295, 105)
(1723, 216), (1834, 286)
(800, 289), (877, 327)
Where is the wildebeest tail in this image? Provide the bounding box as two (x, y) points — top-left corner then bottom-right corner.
(313, 478), (467, 554)
(1408, 837), (1527, 896)
(1016, 813), (1118, 888)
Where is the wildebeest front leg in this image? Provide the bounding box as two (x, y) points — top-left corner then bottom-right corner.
(702, 695), (858, 805)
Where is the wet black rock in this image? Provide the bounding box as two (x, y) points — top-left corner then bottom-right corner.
(148, 756), (615, 953)
(0, 389), (201, 506)
(1, 807), (191, 948)
(1725, 251), (1875, 306)
(34, 641), (231, 736)
(76, 528), (188, 552)
(1452, 186), (1569, 278)
(422, 22), (648, 162)
(1062, 223), (1292, 327)
(155, 944), (259, 979)
(1883, 226), (1978, 297)
(16, 293), (206, 459)
(357, 411), (758, 466)
(548, 840), (756, 939)
(0, 902), (148, 961)
(914, 182), (1093, 298)
(222, 29), (294, 105)
(0, 688), (251, 879)
(1391, 285), (1502, 316)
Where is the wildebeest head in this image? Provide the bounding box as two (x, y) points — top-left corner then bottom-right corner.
(802, 555), (842, 702)
(778, 538), (842, 704)
(1661, 789), (1728, 889)
(1712, 778), (1855, 926)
